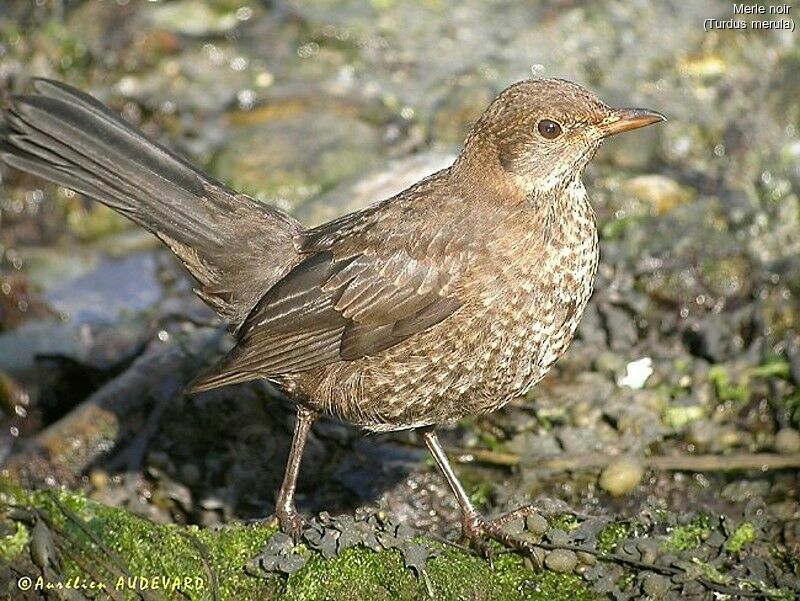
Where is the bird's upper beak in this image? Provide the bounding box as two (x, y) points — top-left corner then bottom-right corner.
(599, 108), (666, 137)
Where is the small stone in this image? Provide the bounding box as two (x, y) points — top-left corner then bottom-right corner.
(546, 527), (569, 545)
(577, 551), (597, 566)
(503, 517), (525, 535)
(525, 513), (548, 536)
(636, 539), (661, 564)
(715, 427), (744, 451)
(641, 571), (672, 598)
(89, 469), (109, 490)
(686, 421), (716, 451)
(544, 549), (578, 573)
(774, 428), (800, 454)
(622, 174), (693, 214)
(30, 520), (54, 569)
(599, 457), (645, 496)
(530, 546), (548, 567)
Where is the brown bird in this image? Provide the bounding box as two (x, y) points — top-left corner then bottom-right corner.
(0, 77), (664, 554)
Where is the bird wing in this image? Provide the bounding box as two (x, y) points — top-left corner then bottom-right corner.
(188, 209), (467, 392)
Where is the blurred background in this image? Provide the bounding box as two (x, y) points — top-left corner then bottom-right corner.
(0, 0), (798, 582)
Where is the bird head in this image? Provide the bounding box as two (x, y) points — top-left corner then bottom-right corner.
(457, 78), (665, 195)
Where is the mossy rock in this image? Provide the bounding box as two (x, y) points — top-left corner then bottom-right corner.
(0, 486), (595, 601)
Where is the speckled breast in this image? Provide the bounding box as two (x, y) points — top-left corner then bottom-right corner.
(296, 183), (599, 432)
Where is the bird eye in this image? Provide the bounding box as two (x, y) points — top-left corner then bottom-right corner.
(537, 119), (562, 140)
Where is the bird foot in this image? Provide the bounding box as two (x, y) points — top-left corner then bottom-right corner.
(462, 505), (542, 566)
(275, 505), (307, 540)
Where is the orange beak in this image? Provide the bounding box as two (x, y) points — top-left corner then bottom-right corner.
(600, 108), (666, 137)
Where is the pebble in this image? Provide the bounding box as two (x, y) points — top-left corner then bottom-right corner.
(544, 549), (578, 573)
(774, 428), (800, 454)
(89, 468), (109, 490)
(525, 513), (548, 536)
(622, 174), (693, 214)
(503, 517), (525, 535)
(641, 571), (672, 598)
(636, 539), (661, 564)
(546, 527), (569, 545)
(686, 420), (716, 451)
(599, 456), (645, 496)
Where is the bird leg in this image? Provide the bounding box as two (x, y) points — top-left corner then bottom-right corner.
(420, 427), (540, 561)
(274, 406), (317, 539)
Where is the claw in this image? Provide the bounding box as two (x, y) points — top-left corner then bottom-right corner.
(276, 506), (307, 540)
(461, 505), (543, 565)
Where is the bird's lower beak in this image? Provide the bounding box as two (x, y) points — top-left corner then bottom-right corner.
(600, 108), (666, 137)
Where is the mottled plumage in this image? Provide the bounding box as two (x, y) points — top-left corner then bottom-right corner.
(0, 77), (664, 552)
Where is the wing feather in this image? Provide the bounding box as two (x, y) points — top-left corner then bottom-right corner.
(188, 221), (468, 392)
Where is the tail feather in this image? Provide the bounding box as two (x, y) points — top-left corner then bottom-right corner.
(1, 78), (303, 327)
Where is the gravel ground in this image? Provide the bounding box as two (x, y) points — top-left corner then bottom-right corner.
(0, 1), (798, 598)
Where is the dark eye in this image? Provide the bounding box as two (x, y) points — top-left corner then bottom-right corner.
(537, 119), (562, 140)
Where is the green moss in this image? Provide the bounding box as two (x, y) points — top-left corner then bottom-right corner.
(783, 391), (800, 430)
(597, 522), (631, 553)
(0, 521), (29, 562)
(708, 366), (750, 403)
(690, 558), (731, 585)
(663, 515), (711, 552)
(1, 486), (595, 600)
(40, 21), (91, 75)
(749, 357), (792, 380)
(550, 514), (580, 533)
(467, 480), (494, 510)
(616, 572), (635, 591)
(663, 404), (705, 428)
(601, 215), (644, 240)
(725, 522), (756, 555)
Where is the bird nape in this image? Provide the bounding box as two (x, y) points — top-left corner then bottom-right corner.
(0, 77), (664, 557)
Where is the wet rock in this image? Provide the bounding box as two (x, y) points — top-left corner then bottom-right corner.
(602, 304), (639, 352)
(298, 151), (454, 226)
(0, 274), (56, 331)
(145, 0), (246, 36)
(640, 571), (671, 598)
(89, 469), (109, 491)
(44, 251), (164, 325)
(546, 527), (569, 546)
(215, 107), (384, 212)
(544, 548), (578, 573)
(774, 428), (800, 454)
(429, 81), (494, 145)
(557, 427), (600, 454)
(622, 174), (693, 215)
(636, 539), (661, 565)
(599, 456), (644, 496)
(525, 512), (548, 536)
(702, 255), (752, 300)
(503, 517), (525, 535)
(0, 322), (94, 376)
(683, 314), (728, 363)
(593, 351), (627, 377)
(721, 480), (770, 503)
(685, 420), (717, 451)
(600, 125), (662, 170)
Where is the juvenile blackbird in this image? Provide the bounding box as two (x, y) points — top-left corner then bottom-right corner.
(0, 78), (664, 553)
